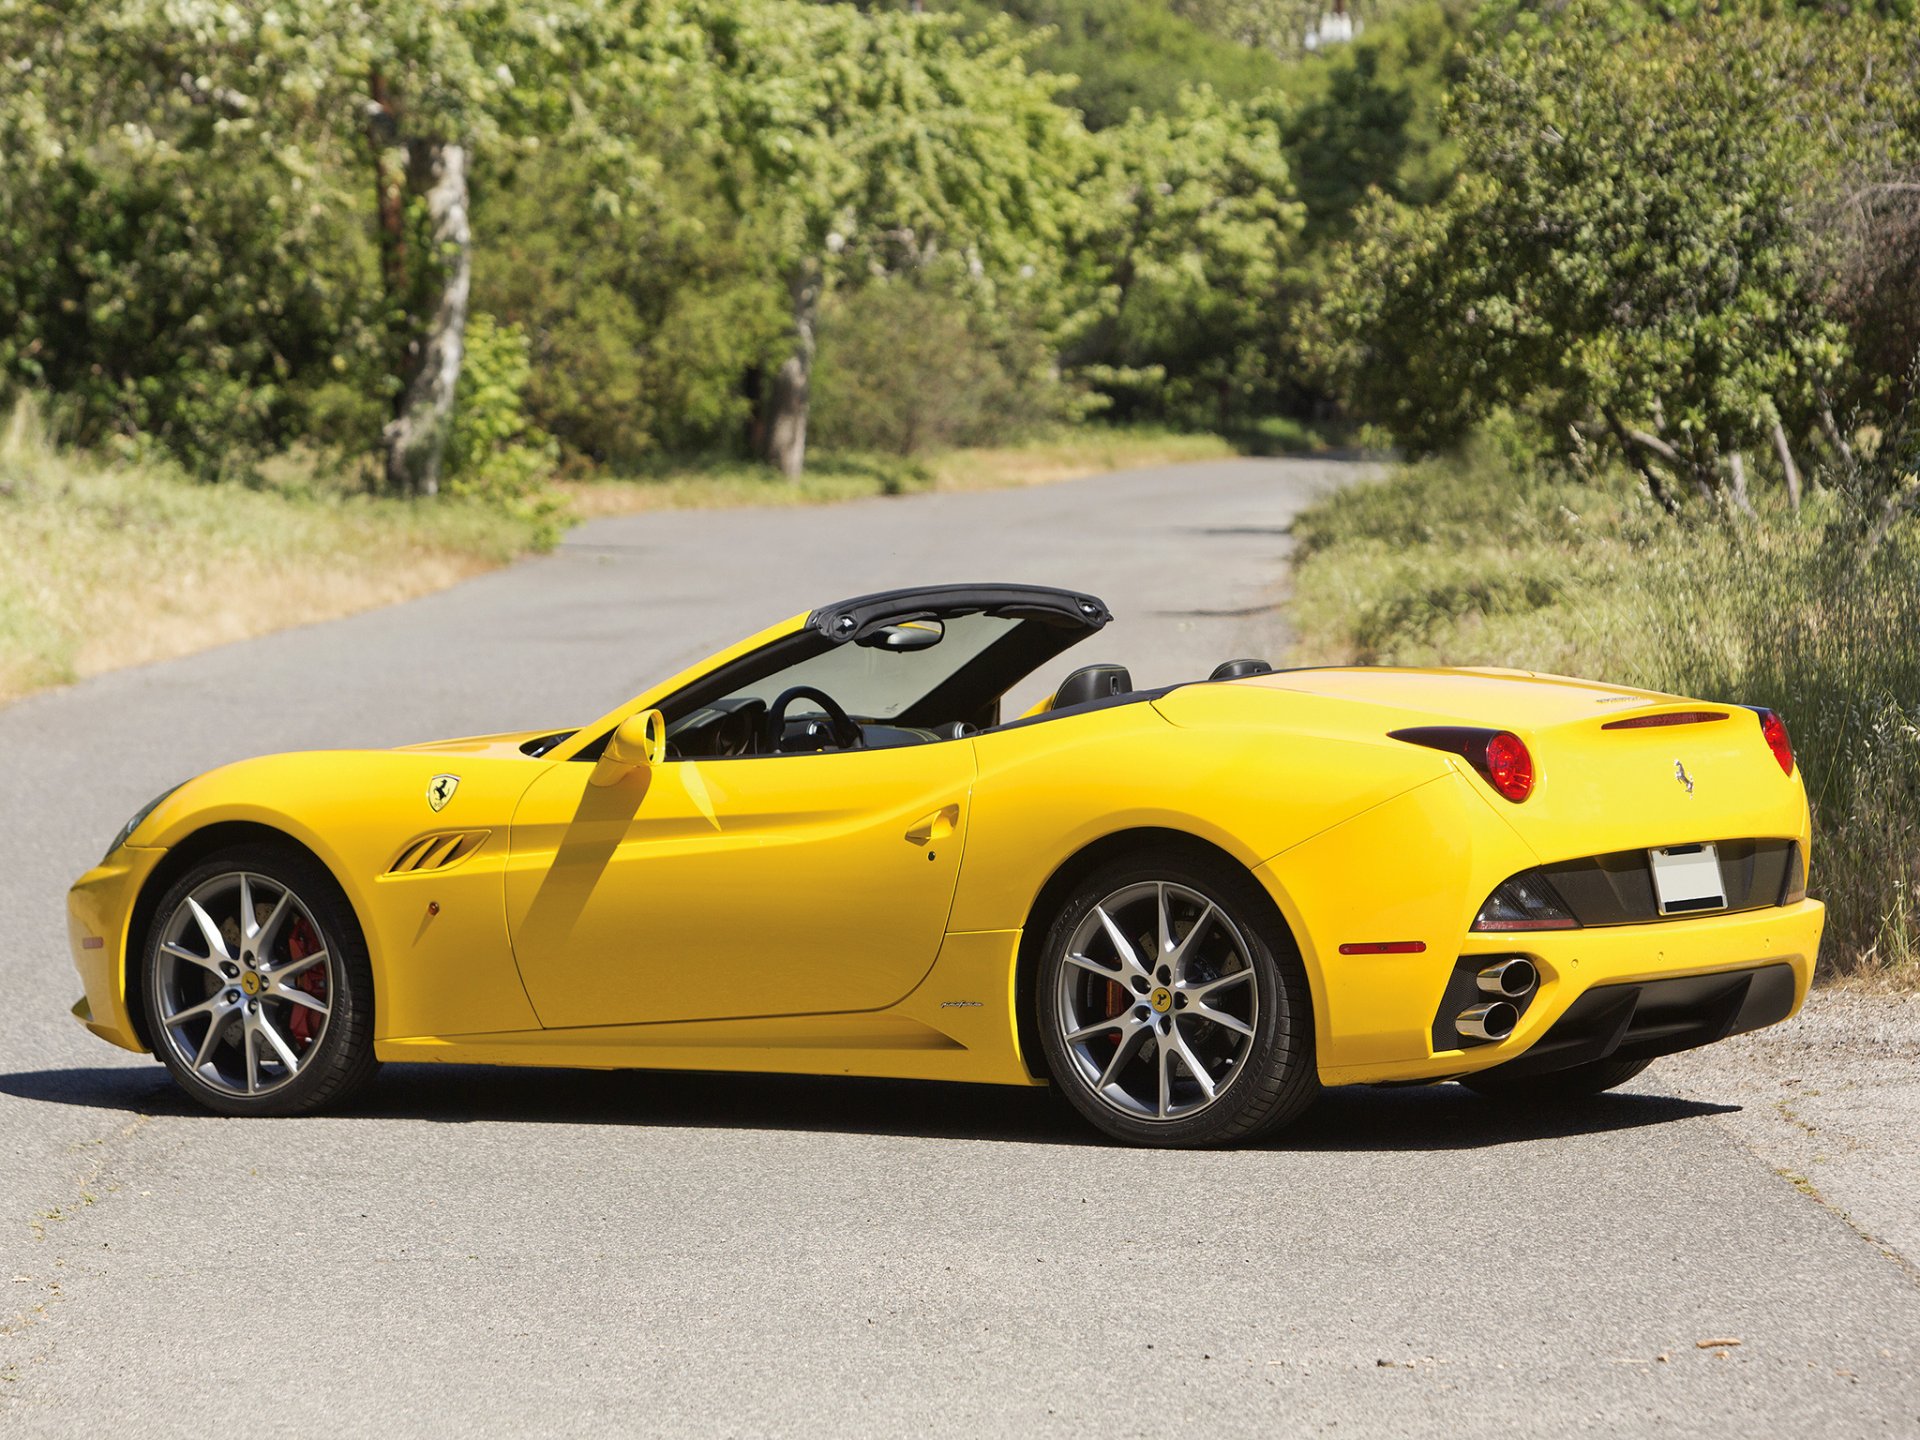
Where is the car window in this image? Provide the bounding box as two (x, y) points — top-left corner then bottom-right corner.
(722, 612), (1019, 720)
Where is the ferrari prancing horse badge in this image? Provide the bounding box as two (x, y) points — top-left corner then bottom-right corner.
(427, 774), (460, 812)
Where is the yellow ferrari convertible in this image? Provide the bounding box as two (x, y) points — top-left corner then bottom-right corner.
(67, 583), (1824, 1146)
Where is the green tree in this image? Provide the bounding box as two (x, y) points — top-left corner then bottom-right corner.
(1067, 87), (1305, 429)
(1313, 5), (1869, 513)
(852, 0), (1293, 128)
(474, 138), (786, 466)
(0, 0), (656, 493)
(672, 1), (1082, 477)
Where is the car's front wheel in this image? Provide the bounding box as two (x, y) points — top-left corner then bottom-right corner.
(1036, 851), (1317, 1147)
(140, 845), (378, 1116)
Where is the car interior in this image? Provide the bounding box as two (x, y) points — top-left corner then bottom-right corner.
(566, 585), (1279, 762)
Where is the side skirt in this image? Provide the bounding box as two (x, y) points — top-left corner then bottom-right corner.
(375, 929), (1041, 1086)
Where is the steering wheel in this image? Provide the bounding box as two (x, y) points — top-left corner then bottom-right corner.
(763, 685), (864, 753)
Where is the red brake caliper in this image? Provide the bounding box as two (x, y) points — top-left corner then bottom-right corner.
(286, 916), (328, 1047)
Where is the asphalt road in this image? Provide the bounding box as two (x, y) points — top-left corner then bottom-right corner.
(3, 457), (1917, 1436)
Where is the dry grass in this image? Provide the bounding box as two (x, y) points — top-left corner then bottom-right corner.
(0, 401), (548, 704)
(0, 407), (1241, 707)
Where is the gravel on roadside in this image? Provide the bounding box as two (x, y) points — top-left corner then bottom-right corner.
(1655, 986), (1920, 1281)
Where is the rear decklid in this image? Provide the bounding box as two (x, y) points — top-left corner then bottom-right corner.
(1158, 666), (1809, 864)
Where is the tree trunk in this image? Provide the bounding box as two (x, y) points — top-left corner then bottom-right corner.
(1605, 409), (1679, 516)
(762, 264), (820, 481)
(1818, 391), (1853, 469)
(1769, 416), (1803, 512)
(382, 142), (471, 497)
(1726, 451), (1760, 521)
(367, 70), (408, 305)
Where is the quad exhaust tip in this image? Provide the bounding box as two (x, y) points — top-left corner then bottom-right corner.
(1476, 957), (1539, 1000)
(1456, 1001), (1519, 1042)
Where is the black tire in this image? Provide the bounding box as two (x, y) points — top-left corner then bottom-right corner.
(1459, 1055), (1653, 1102)
(140, 844), (378, 1116)
(1036, 849), (1317, 1147)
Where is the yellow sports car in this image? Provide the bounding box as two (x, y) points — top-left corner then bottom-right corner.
(67, 583), (1823, 1146)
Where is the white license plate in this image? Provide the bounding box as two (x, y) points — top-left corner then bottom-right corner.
(1649, 843), (1726, 915)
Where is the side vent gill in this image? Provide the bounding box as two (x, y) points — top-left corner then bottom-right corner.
(387, 830), (491, 875)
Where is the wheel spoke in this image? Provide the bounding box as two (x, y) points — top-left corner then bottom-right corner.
(1094, 905), (1146, 978)
(273, 984), (329, 1016)
(184, 898), (233, 964)
(1189, 1001), (1254, 1038)
(243, 1023), (261, 1094)
(1064, 951), (1121, 981)
(161, 941), (226, 977)
(250, 888), (293, 951)
(1066, 1010), (1133, 1044)
(1156, 1036), (1174, 1117)
(1180, 967), (1252, 1003)
(1168, 1023), (1217, 1102)
(1156, 883), (1173, 959)
(1097, 1021), (1150, 1090)
(165, 995), (226, 1029)
(256, 1015), (301, 1076)
(265, 949), (327, 987)
(238, 874), (256, 944)
(1167, 901), (1218, 977)
(192, 1008), (235, 1068)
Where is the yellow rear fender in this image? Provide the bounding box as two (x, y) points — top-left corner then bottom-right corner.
(950, 698), (1452, 934)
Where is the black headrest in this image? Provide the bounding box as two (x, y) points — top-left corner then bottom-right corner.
(1209, 658), (1274, 681)
(1053, 664), (1133, 710)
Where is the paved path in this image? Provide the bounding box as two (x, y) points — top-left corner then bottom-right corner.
(2, 458), (1917, 1436)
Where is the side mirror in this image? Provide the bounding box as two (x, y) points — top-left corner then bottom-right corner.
(591, 708), (666, 787)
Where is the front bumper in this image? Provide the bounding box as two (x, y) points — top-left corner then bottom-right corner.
(1316, 898), (1824, 1085)
(66, 845), (167, 1053)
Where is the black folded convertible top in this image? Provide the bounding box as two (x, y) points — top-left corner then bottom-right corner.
(808, 583), (1112, 643)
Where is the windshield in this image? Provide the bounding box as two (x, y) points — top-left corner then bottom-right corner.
(723, 612), (1020, 720)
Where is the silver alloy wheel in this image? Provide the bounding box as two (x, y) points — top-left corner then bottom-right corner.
(153, 871), (334, 1098)
(1054, 880), (1260, 1121)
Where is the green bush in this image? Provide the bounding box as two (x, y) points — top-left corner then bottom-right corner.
(474, 148), (787, 468)
(443, 314), (561, 538)
(810, 282), (1078, 457)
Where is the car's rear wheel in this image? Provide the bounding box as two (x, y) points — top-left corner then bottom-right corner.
(140, 845), (377, 1116)
(1458, 1055), (1653, 1102)
(1036, 851), (1316, 1147)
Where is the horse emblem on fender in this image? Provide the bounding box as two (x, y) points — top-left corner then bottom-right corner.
(427, 774), (460, 812)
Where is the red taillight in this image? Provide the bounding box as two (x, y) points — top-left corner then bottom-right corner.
(1389, 726), (1536, 803)
(1758, 708), (1794, 775)
(1483, 731), (1534, 802)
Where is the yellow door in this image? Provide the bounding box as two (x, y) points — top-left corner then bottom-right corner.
(503, 744), (975, 1028)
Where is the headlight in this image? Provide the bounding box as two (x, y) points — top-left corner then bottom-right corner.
(104, 784), (184, 862)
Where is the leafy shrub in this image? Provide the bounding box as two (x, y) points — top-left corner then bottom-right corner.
(0, 131), (375, 479)
(474, 149), (787, 468)
(810, 282), (1077, 456)
(443, 314), (560, 537)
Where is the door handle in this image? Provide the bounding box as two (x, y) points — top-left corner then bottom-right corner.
(905, 804), (959, 846)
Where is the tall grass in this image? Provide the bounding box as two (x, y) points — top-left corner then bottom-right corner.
(1289, 441), (1920, 979)
(0, 397), (556, 703)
